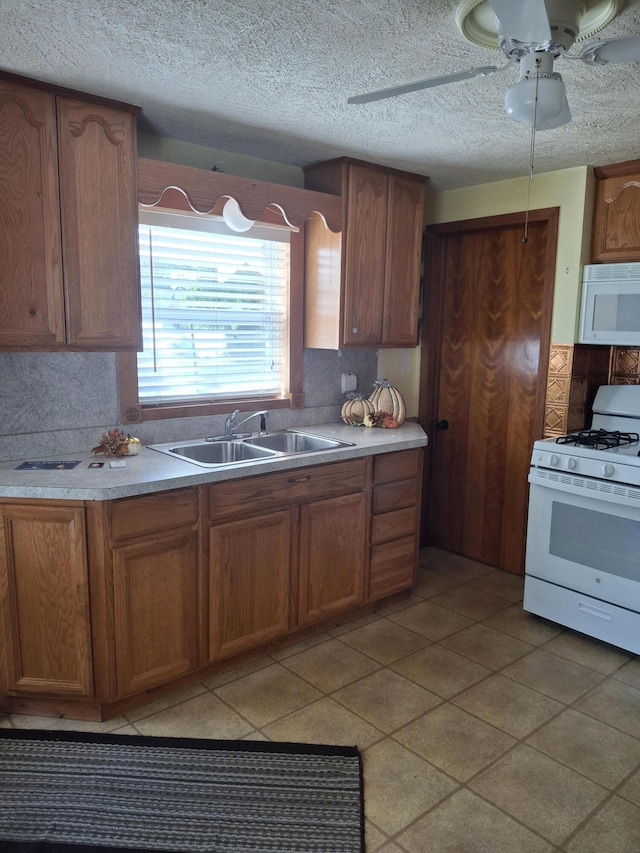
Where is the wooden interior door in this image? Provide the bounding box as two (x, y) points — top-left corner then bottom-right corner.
(420, 209), (558, 573)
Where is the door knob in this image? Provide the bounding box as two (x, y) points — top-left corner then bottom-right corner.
(436, 419), (449, 431)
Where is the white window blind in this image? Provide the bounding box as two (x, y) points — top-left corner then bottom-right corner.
(137, 212), (290, 405)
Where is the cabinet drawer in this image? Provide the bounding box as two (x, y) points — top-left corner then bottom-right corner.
(370, 536), (417, 600)
(374, 449), (422, 484)
(373, 478), (420, 515)
(208, 459), (367, 522)
(371, 506), (417, 545)
(110, 488), (199, 541)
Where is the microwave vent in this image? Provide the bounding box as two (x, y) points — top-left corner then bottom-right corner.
(583, 263), (640, 283)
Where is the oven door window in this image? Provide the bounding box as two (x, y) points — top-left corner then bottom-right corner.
(526, 482), (640, 608)
(550, 501), (640, 580)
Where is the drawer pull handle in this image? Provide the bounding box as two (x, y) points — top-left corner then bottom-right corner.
(288, 475), (312, 484)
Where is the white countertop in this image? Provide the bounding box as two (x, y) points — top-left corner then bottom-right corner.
(0, 423), (427, 501)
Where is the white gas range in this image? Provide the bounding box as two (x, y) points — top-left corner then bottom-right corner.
(524, 385), (640, 654)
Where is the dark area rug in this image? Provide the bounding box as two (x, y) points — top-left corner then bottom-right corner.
(0, 729), (364, 853)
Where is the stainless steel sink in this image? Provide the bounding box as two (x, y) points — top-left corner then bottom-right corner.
(244, 432), (350, 454)
(153, 440), (277, 467)
(148, 430), (354, 468)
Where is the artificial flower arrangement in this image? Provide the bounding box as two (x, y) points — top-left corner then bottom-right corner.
(92, 428), (142, 457)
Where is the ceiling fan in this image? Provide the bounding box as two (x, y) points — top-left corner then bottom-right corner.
(348, 0), (640, 130)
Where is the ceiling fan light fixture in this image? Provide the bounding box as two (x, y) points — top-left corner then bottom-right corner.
(505, 73), (567, 127)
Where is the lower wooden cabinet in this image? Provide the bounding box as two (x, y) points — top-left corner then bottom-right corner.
(0, 450), (422, 719)
(369, 449), (423, 599)
(0, 502), (93, 698)
(104, 489), (201, 701)
(298, 491), (366, 625)
(112, 529), (200, 698)
(208, 510), (292, 661)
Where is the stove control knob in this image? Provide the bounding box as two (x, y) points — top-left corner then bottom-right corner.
(602, 463), (615, 479)
(550, 454), (560, 467)
(567, 458), (577, 471)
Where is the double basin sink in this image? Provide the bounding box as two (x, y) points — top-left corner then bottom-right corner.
(149, 430), (355, 469)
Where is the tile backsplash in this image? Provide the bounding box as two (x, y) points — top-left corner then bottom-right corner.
(0, 349), (377, 462)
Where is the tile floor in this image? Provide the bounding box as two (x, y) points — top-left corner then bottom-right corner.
(3, 546), (640, 851)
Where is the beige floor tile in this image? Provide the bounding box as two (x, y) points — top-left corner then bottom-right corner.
(575, 679), (640, 738)
(333, 669), (441, 733)
(327, 612), (380, 636)
(213, 662), (322, 727)
(134, 691), (254, 739)
(483, 604), (564, 645)
(391, 644), (492, 699)
(470, 744), (608, 846)
(453, 673), (564, 738)
(338, 618), (430, 664)
(613, 657), (640, 690)
(566, 796), (640, 853)
(363, 738), (456, 835)
(501, 648), (604, 703)
(440, 623), (533, 670)
(429, 585), (513, 620)
(375, 844), (405, 853)
(364, 819), (388, 852)
(397, 788), (555, 853)
(542, 631), (631, 674)
(619, 767), (640, 807)
(467, 569), (525, 603)
(527, 708), (640, 789)
(412, 569), (462, 599)
(279, 638), (381, 692)
(394, 704), (515, 782)
(267, 631), (333, 660)
(373, 593), (423, 617)
(427, 552), (494, 583)
(386, 599), (473, 641)
(261, 696), (382, 748)
(125, 683), (208, 721)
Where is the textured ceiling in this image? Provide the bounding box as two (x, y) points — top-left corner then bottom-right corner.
(2, 0), (640, 191)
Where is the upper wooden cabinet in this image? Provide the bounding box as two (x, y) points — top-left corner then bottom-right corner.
(0, 77), (141, 350)
(304, 158), (426, 349)
(592, 159), (640, 263)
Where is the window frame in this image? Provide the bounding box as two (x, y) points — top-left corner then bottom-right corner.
(118, 158), (342, 426)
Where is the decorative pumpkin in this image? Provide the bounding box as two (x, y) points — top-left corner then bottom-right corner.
(368, 380), (406, 426)
(341, 392), (375, 426)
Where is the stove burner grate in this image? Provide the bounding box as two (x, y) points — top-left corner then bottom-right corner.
(556, 429), (640, 450)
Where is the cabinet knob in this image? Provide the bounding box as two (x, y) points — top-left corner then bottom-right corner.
(288, 475), (312, 484)
(352, 327), (358, 334)
(436, 419), (449, 431)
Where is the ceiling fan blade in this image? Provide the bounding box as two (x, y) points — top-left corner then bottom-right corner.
(488, 0), (551, 45)
(347, 66), (498, 105)
(579, 34), (640, 65)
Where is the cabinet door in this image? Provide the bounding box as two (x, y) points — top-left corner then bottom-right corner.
(298, 492), (366, 625)
(0, 504), (92, 697)
(112, 530), (200, 698)
(209, 510), (292, 661)
(383, 175), (424, 346)
(343, 165), (388, 346)
(57, 98), (141, 349)
(592, 169), (640, 262)
(0, 83), (65, 346)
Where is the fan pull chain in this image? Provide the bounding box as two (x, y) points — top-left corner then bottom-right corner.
(523, 59), (541, 244)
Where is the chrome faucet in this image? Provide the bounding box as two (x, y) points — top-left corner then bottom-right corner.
(223, 409), (268, 438)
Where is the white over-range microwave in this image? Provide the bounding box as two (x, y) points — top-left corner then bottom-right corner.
(579, 262), (640, 346)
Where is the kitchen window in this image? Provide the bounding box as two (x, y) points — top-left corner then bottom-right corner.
(118, 202), (304, 423)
